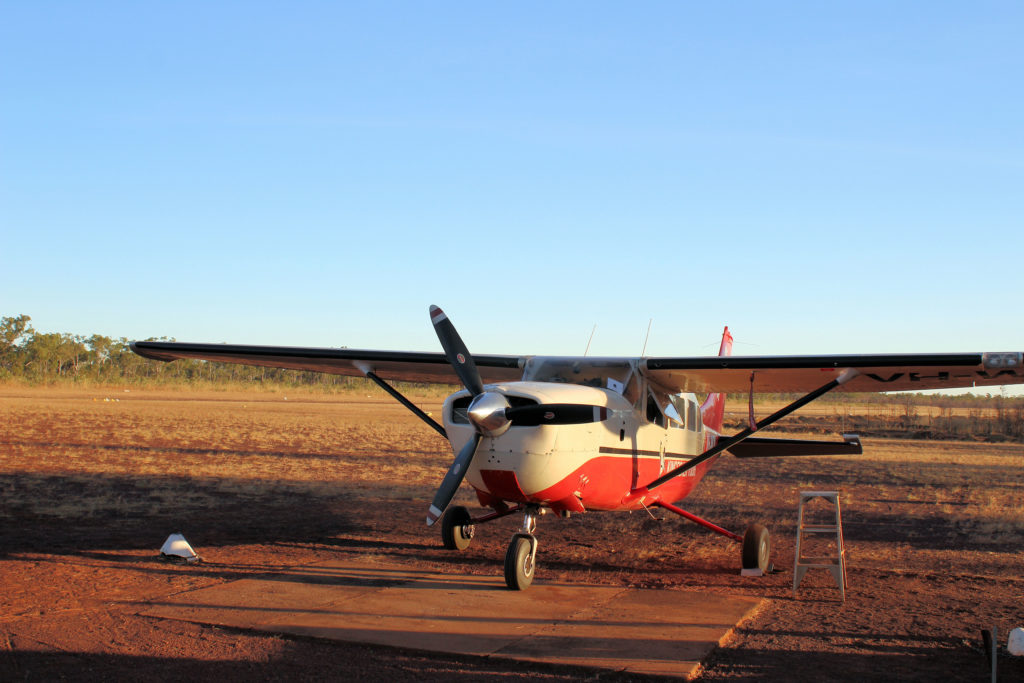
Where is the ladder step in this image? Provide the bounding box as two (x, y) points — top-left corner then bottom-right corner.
(796, 557), (842, 567)
(800, 525), (840, 533)
(800, 490), (839, 498)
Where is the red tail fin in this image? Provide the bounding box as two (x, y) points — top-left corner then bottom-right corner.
(700, 327), (732, 432)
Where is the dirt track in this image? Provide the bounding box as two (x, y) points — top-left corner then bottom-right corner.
(2, 388), (1022, 680)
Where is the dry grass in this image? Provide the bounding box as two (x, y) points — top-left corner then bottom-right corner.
(3, 387), (1021, 557)
(0, 387), (451, 530)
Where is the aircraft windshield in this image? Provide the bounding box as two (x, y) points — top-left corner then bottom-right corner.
(522, 358), (637, 396)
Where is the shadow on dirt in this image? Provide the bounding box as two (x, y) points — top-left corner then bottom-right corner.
(0, 471), (361, 557)
(699, 641), (1023, 682)
(6, 640), (1021, 683)
(0, 645), (670, 683)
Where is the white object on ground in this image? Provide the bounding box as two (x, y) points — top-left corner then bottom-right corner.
(160, 533), (200, 564)
(1009, 627), (1024, 656)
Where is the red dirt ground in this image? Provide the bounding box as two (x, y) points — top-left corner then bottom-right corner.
(1, 388), (1022, 681)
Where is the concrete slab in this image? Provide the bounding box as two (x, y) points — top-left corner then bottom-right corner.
(139, 558), (762, 678)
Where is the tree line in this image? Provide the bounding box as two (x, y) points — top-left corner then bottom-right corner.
(2, 313), (1023, 414)
(0, 314), (372, 390)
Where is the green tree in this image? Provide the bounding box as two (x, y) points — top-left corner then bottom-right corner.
(0, 314), (33, 376)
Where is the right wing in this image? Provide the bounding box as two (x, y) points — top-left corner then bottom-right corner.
(130, 341), (525, 385)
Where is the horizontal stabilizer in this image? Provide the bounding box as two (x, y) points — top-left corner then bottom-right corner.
(728, 434), (862, 458)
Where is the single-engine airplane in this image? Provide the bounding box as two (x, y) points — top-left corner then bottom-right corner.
(132, 306), (1024, 589)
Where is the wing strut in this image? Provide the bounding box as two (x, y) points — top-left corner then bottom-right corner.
(636, 369), (859, 495)
(359, 368), (448, 439)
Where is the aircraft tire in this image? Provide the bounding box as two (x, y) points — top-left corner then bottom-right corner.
(742, 523), (772, 574)
(504, 535), (535, 590)
(441, 506), (474, 551)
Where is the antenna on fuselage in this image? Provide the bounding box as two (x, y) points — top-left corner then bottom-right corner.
(641, 318), (653, 356)
(584, 324), (596, 356)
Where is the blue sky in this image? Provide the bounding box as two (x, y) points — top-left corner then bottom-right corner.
(2, 2), (1022, 367)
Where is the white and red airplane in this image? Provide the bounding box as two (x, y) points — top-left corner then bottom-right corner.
(132, 306), (1024, 589)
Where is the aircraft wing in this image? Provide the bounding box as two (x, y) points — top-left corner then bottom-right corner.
(132, 342), (1024, 394)
(130, 341), (525, 385)
(644, 352), (1024, 394)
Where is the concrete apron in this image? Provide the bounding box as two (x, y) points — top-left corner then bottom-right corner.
(139, 558), (762, 678)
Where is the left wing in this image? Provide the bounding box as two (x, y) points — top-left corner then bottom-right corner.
(645, 352), (1024, 394)
(130, 341), (525, 385)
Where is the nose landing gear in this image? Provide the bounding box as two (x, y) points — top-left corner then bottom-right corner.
(504, 505), (540, 590)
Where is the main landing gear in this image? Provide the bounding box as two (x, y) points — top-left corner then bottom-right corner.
(654, 500), (773, 575)
(440, 506), (475, 551)
(441, 502), (770, 589)
(741, 523), (772, 574)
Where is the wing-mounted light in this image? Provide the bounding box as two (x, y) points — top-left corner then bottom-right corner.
(983, 352), (1022, 369)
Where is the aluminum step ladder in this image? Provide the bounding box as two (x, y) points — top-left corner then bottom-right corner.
(793, 490), (847, 601)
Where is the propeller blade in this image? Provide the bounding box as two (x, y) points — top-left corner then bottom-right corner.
(426, 433), (481, 526)
(506, 404), (612, 426)
(429, 305), (484, 396)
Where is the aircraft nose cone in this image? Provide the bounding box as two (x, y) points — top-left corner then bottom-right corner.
(467, 391), (512, 437)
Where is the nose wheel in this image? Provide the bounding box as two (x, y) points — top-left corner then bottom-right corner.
(504, 506), (540, 590)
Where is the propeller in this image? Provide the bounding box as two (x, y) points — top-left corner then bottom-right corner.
(429, 305), (483, 396)
(426, 305), (485, 526)
(425, 305), (616, 526)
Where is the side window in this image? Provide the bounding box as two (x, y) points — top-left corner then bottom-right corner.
(646, 392), (665, 427)
(688, 400), (700, 431)
(664, 401), (684, 429)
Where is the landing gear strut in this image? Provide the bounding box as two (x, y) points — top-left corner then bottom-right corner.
(504, 505), (540, 590)
(654, 501), (773, 575)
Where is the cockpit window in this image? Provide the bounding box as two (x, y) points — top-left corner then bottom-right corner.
(523, 358), (636, 392)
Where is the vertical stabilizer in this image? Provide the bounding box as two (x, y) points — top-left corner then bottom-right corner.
(700, 327), (732, 432)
